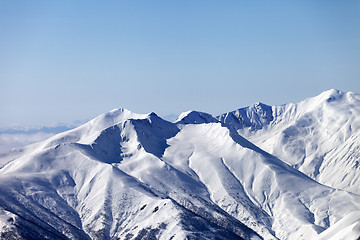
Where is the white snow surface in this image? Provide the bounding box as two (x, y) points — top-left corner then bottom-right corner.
(314, 210), (360, 240)
(0, 91), (360, 240)
(218, 89), (360, 195)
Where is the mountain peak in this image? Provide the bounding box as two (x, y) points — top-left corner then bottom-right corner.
(316, 89), (343, 102)
(323, 88), (341, 95)
(175, 111), (218, 124)
(88, 108), (147, 129)
(253, 101), (267, 107)
(217, 102), (273, 131)
(1, 90), (360, 239)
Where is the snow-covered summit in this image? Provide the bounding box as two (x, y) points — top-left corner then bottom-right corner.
(0, 90), (360, 240)
(315, 88), (343, 101)
(218, 89), (360, 194)
(175, 110), (218, 124)
(217, 102), (273, 131)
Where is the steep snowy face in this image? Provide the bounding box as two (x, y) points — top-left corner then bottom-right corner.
(218, 89), (360, 194)
(0, 108), (148, 169)
(1, 105), (360, 240)
(164, 123), (360, 239)
(0, 109), (260, 240)
(129, 112), (180, 158)
(217, 102), (273, 131)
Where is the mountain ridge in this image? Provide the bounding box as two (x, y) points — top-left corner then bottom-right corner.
(0, 89), (359, 239)
(217, 89), (360, 194)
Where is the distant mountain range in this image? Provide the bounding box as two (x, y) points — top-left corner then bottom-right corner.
(0, 89), (359, 240)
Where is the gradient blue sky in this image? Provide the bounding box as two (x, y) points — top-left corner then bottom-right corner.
(1, 1), (359, 127)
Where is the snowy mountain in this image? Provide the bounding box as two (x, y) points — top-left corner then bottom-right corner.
(0, 91), (360, 240)
(218, 89), (360, 194)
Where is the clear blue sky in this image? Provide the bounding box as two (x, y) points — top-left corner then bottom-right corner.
(1, 1), (359, 127)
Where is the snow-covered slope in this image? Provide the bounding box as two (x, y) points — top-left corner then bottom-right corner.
(218, 89), (360, 194)
(0, 124), (81, 154)
(314, 210), (360, 240)
(0, 109), (259, 240)
(1, 92), (359, 239)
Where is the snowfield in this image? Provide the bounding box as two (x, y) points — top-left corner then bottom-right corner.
(0, 90), (359, 239)
(218, 89), (360, 194)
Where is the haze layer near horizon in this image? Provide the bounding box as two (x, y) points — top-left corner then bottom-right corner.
(0, 1), (359, 127)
